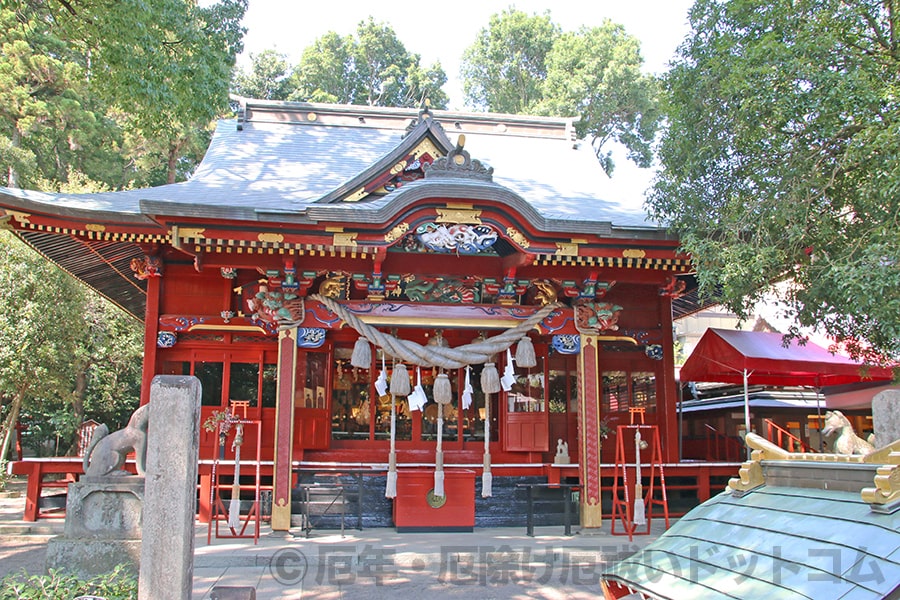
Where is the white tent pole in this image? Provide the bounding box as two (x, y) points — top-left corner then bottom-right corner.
(743, 369), (751, 459)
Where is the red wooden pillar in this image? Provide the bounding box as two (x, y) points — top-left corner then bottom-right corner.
(271, 328), (297, 530)
(657, 293), (679, 462)
(577, 334), (603, 529)
(140, 273), (162, 407)
(197, 468), (212, 523)
(20, 462), (42, 522)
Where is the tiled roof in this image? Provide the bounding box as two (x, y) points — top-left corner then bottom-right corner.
(0, 100), (661, 230)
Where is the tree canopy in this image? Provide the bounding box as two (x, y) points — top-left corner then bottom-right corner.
(1, 0), (247, 188)
(233, 18), (449, 109)
(647, 0), (900, 362)
(460, 8), (660, 174)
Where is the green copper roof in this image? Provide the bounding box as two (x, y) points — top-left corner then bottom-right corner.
(604, 483), (900, 599)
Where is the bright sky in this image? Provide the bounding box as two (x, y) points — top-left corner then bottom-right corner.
(235, 0), (696, 110)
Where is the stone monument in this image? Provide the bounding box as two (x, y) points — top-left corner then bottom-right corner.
(873, 389), (900, 449)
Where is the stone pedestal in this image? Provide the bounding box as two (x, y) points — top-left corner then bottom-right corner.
(45, 477), (144, 577)
(873, 389), (900, 448)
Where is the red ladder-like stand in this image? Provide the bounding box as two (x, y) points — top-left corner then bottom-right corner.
(610, 408), (669, 540)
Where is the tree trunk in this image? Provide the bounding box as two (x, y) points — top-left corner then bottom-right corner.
(66, 369), (88, 455)
(0, 393), (23, 465)
(166, 136), (185, 184)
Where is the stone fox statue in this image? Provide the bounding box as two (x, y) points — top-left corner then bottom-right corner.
(82, 403), (150, 477)
(822, 409), (875, 455)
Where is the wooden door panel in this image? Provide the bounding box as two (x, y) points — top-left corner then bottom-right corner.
(503, 413), (549, 452)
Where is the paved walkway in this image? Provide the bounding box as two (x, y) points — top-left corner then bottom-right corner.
(0, 478), (669, 599)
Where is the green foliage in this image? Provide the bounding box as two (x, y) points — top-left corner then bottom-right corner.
(537, 23), (660, 174)
(0, 232), (143, 460)
(232, 49), (293, 100)
(0, 6), (127, 189)
(0, 565), (137, 600)
(648, 0), (900, 362)
(460, 9), (659, 174)
(461, 8), (559, 114)
(243, 17), (449, 109)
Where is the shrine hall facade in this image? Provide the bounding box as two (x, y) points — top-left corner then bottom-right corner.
(0, 99), (732, 530)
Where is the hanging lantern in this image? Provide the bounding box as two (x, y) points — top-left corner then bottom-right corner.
(515, 334), (537, 368)
(481, 363), (501, 395)
(433, 373), (452, 405)
(390, 363), (411, 396)
(350, 337), (371, 369)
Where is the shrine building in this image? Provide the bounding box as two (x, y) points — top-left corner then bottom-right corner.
(0, 99), (732, 531)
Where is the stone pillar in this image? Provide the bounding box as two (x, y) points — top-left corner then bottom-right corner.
(138, 375), (202, 600)
(272, 329), (298, 531)
(577, 334), (603, 528)
(873, 389), (900, 448)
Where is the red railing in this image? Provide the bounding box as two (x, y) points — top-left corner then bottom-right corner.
(764, 419), (813, 453)
(704, 424), (744, 462)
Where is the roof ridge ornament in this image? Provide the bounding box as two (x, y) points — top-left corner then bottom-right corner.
(403, 98), (434, 135)
(424, 134), (494, 181)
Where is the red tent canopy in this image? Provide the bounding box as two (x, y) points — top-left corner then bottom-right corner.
(679, 328), (895, 387)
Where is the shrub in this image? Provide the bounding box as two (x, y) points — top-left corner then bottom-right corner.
(0, 565), (137, 599)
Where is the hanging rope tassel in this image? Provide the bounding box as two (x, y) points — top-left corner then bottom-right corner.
(351, 336), (372, 369)
(385, 397), (398, 498)
(515, 334), (537, 368)
(228, 424), (243, 529)
(435, 403), (445, 497)
(481, 363), (500, 498)
(433, 373), (452, 498)
(386, 363), (411, 499)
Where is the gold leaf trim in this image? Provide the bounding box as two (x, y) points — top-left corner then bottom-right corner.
(555, 242), (579, 256)
(384, 222), (409, 243)
(332, 232), (358, 247)
(175, 227), (206, 240)
(506, 227), (530, 249)
(344, 188), (367, 202)
(6, 210), (31, 225)
(623, 249), (646, 259)
(435, 208), (482, 224)
(85, 223), (106, 232)
(258, 232), (284, 243)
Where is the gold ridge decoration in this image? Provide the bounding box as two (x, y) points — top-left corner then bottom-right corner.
(727, 451), (766, 496)
(436, 207), (482, 224)
(258, 232), (284, 243)
(623, 248), (646, 259)
(506, 227), (530, 249)
(861, 464), (900, 508)
(85, 223), (106, 232)
(384, 222), (409, 243)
